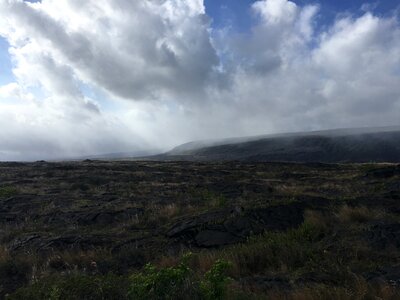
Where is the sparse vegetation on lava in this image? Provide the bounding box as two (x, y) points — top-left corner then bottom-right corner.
(0, 160), (400, 299)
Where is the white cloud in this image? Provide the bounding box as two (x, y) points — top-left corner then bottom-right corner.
(0, 82), (34, 101)
(252, 0), (297, 25)
(0, 0), (399, 160)
(1, 0), (218, 100)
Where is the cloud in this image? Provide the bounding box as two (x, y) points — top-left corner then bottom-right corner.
(1, 0), (218, 100)
(0, 82), (34, 100)
(206, 0), (400, 133)
(252, 0), (297, 25)
(0, 0), (399, 160)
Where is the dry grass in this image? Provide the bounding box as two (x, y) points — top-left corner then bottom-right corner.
(162, 220), (325, 280)
(141, 203), (198, 227)
(157, 255), (180, 269)
(287, 279), (400, 300)
(0, 245), (10, 263)
(158, 203), (181, 218)
(336, 205), (383, 223)
(304, 209), (330, 231)
(229, 278), (400, 300)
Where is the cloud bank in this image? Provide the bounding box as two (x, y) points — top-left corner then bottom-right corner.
(0, 0), (399, 160)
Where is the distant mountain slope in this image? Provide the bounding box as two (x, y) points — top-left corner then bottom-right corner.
(154, 126), (400, 163)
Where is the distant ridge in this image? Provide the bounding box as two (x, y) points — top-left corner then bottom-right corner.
(151, 126), (400, 163)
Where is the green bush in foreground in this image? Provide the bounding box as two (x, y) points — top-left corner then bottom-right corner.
(200, 259), (232, 300)
(127, 261), (192, 299)
(8, 257), (232, 300)
(127, 255), (231, 300)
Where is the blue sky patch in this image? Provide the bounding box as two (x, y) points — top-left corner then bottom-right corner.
(0, 38), (13, 85)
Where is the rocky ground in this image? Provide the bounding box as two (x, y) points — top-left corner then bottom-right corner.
(1, 160), (400, 299)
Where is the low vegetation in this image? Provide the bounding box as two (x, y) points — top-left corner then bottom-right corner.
(0, 161), (399, 298)
(8, 257), (232, 300)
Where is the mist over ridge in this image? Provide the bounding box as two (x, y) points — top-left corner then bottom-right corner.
(154, 126), (400, 163)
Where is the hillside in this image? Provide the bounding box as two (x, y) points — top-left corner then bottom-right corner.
(157, 126), (400, 163)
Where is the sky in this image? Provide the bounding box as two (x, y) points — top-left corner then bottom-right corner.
(0, 0), (399, 161)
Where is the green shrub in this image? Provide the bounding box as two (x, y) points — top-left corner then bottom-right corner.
(200, 259), (232, 300)
(127, 256), (232, 300)
(127, 255), (193, 300)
